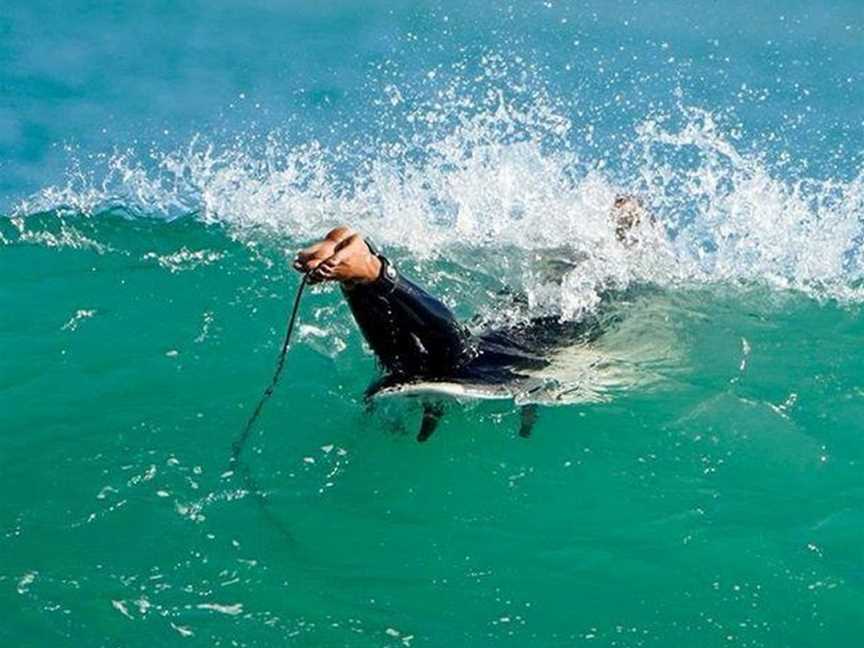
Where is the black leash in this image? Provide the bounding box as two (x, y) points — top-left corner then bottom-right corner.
(227, 273), (309, 543)
(230, 273), (309, 468)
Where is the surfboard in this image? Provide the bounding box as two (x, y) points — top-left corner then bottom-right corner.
(365, 340), (632, 442)
(371, 380), (515, 401)
(369, 378), (538, 442)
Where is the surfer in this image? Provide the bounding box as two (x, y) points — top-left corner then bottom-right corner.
(293, 196), (648, 440)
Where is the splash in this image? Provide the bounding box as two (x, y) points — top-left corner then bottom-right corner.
(7, 60), (864, 315)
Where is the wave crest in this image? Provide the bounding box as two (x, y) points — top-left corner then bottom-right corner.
(8, 76), (864, 312)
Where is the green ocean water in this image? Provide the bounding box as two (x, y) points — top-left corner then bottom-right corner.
(4, 1), (864, 646)
(3, 212), (864, 646)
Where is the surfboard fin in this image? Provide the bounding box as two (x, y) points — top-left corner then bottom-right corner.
(519, 404), (537, 438)
(417, 402), (444, 442)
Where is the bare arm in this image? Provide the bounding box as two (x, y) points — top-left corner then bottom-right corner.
(293, 227), (381, 285)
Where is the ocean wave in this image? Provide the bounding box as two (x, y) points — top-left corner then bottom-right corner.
(6, 68), (864, 313)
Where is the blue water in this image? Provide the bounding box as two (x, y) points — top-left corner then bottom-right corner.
(3, 2), (864, 646)
(3, 1), (861, 205)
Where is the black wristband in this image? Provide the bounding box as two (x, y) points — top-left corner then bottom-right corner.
(373, 254), (398, 294)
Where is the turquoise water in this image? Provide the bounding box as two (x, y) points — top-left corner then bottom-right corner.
(3, 2), (864, 646)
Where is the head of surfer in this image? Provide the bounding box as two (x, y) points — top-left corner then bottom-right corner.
(611, 194), (648, 247)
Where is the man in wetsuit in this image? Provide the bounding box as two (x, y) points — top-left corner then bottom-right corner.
(293, 225), (549, 440)
(293, 198), (647, 440)
(294, 226), (497, 374)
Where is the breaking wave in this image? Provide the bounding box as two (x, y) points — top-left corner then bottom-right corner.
(6, 58), (864, 317)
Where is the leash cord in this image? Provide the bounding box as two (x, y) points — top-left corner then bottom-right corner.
(230, 273), (309, 467)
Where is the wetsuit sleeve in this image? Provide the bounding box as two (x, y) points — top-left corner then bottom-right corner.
(342, 256), (475, 377)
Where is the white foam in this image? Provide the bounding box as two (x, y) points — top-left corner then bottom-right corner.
(9, 72), (864, 314)
(196, 602), (244, 616)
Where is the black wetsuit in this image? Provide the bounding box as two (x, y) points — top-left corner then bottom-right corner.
(342, 253), (602, 397)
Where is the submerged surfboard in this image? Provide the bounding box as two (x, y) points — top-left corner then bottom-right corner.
(365, 339), (642, 441)
(369, 378), (538, 442)
(371, 380), (514, 401)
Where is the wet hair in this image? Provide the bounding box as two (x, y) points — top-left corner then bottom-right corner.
(612, 195), (649, 244)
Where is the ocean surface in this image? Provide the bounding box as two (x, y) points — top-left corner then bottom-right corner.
(2, 1), (864, 646)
